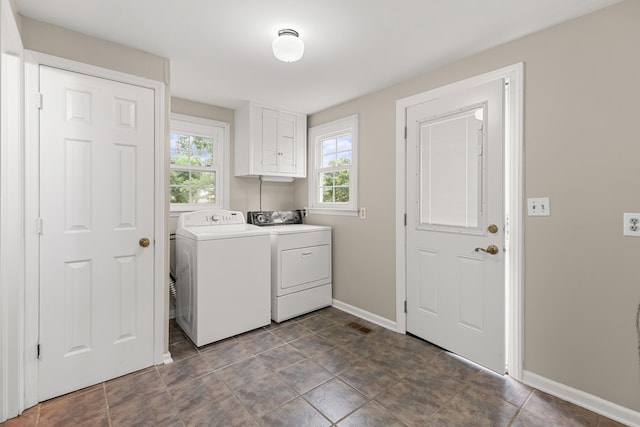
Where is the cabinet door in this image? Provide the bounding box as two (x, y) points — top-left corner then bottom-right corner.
(235, 102), (306, 178)
(261, 108), (279, 173)
(278, 112), (297, 174)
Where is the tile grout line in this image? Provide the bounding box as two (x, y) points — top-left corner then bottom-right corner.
(101, 382), (113, 427)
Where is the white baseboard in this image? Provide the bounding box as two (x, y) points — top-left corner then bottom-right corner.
(523, 370), (640, 427)
(332, 299), (398, 332)
(162, 351), (174, 365)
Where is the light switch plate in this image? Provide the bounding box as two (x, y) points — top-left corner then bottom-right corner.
(623, 213), (640, 237)
(527, 197), (550, 216)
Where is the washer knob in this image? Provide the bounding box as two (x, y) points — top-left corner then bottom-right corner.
(212, 215), (220, 222)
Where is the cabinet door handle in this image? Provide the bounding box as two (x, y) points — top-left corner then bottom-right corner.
(301, 251), (312, 257)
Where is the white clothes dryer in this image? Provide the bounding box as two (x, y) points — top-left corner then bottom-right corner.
(175, 210), (270, 346)
(248, 210), (332, 322)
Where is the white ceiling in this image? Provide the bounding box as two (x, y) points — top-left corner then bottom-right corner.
(16, 0), (621, 114)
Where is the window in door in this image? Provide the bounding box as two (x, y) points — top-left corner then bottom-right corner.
(419, 105), (485, 233)
(308, 114), (359, 215)
(169, 114), (229, 210)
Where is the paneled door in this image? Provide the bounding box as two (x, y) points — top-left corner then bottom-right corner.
(38, 66), (155, 400)
(406, 79), (506, 373)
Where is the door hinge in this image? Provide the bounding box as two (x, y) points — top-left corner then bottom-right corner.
(36, 218), (43, 235)
(35, 92), (43, 110)
(404, 213), (407, 226)
(37, 343), (41, 359)
(404, 126), (407, 139)
(404, 300), (407, 313)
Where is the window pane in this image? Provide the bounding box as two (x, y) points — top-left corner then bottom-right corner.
(320, 172), (335, 186)
(335, 187), (349, 202)
(191, 136), (214, 167)
(337, 134), (352, 151)
(322, 153), (337, 168)
(170, 134), (191, 165)
(190, 171), (215, 187)
(169, 169), (190, 186)
(334, 169), (349, 186)
(322, 188), (334, 203)
(192, 187), (215, 204)
(336, 151), (352, 165)
(169, 170), (216, 204)
(170, 134), (215, 167)
(420, 109), (482, 229)
(322, 138), (337, 155)
(169, 186), (189, 203)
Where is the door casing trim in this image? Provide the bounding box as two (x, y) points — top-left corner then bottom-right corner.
(395, 63), (524, 379)
(23, 50), (167, 407)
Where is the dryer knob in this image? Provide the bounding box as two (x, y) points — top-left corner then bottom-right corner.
(212, 215), (220, 222)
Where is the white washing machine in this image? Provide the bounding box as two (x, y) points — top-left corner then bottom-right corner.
(175, 210), (271, 346)
(248, 210), (332, 322)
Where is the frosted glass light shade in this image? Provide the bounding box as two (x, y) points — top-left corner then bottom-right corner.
(272, 29), (304, 63)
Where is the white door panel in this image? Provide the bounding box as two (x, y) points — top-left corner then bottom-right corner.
(38, 66), (155, 400)
(406, 79), (505, 374)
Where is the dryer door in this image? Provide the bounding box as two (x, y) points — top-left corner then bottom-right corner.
(280, 244), (330, 294)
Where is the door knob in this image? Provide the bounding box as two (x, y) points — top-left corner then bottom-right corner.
(475, 244), (499, 255)
(487, 224), (499, 234)
(139, 237), (151, 247)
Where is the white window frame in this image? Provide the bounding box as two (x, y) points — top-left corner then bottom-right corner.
(308, 114), (359, 216)
(169, 113), (229, 211)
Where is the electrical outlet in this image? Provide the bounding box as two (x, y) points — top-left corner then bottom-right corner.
(623, 213), (640, 237)
(359, 207), (367, 219)
(527, 197), (550, 216)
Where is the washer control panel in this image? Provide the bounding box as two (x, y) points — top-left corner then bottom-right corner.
(179, 210), (246, 227)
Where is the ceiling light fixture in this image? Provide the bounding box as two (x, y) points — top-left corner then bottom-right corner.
(272, 29), (304, 63)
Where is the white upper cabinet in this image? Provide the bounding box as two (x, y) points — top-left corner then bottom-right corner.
(235, 102), (307, 179)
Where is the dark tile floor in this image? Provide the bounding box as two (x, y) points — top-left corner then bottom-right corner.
(2, 307), (629, 426)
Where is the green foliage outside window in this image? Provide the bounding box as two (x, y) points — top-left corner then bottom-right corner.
(170, 134), (216, 204)
(320, 157), (350, 203)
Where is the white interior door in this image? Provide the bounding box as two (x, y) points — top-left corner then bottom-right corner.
(38, 65), (155, 400)
(406, 79), (505, 373)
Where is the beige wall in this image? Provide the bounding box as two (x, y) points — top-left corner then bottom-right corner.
(294, 0), (640, 412)
(20, 18), (168, 84)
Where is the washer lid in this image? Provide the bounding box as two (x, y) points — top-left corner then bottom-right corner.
(176, 223), (270, 240)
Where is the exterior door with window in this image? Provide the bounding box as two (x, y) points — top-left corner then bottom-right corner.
(38, 65), (155, 400)
(405, 79), (506, 373)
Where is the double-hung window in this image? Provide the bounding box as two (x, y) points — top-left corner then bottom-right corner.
(308, 114), (359, 215)
(169, 113), (229, 211)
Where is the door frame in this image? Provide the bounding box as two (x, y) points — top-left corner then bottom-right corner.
(1, 0), (25, 421)
(395, 63), (524, 379)
(23, 51), (168, 408)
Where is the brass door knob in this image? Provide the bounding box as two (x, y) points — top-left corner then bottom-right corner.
(488, 224), (499, 234)
(475, 244), (499, 255)
(139, 237), (151, 247)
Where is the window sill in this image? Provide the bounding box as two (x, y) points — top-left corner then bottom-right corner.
(170, 203), (222, 213)
(306, 208), (359, 217)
